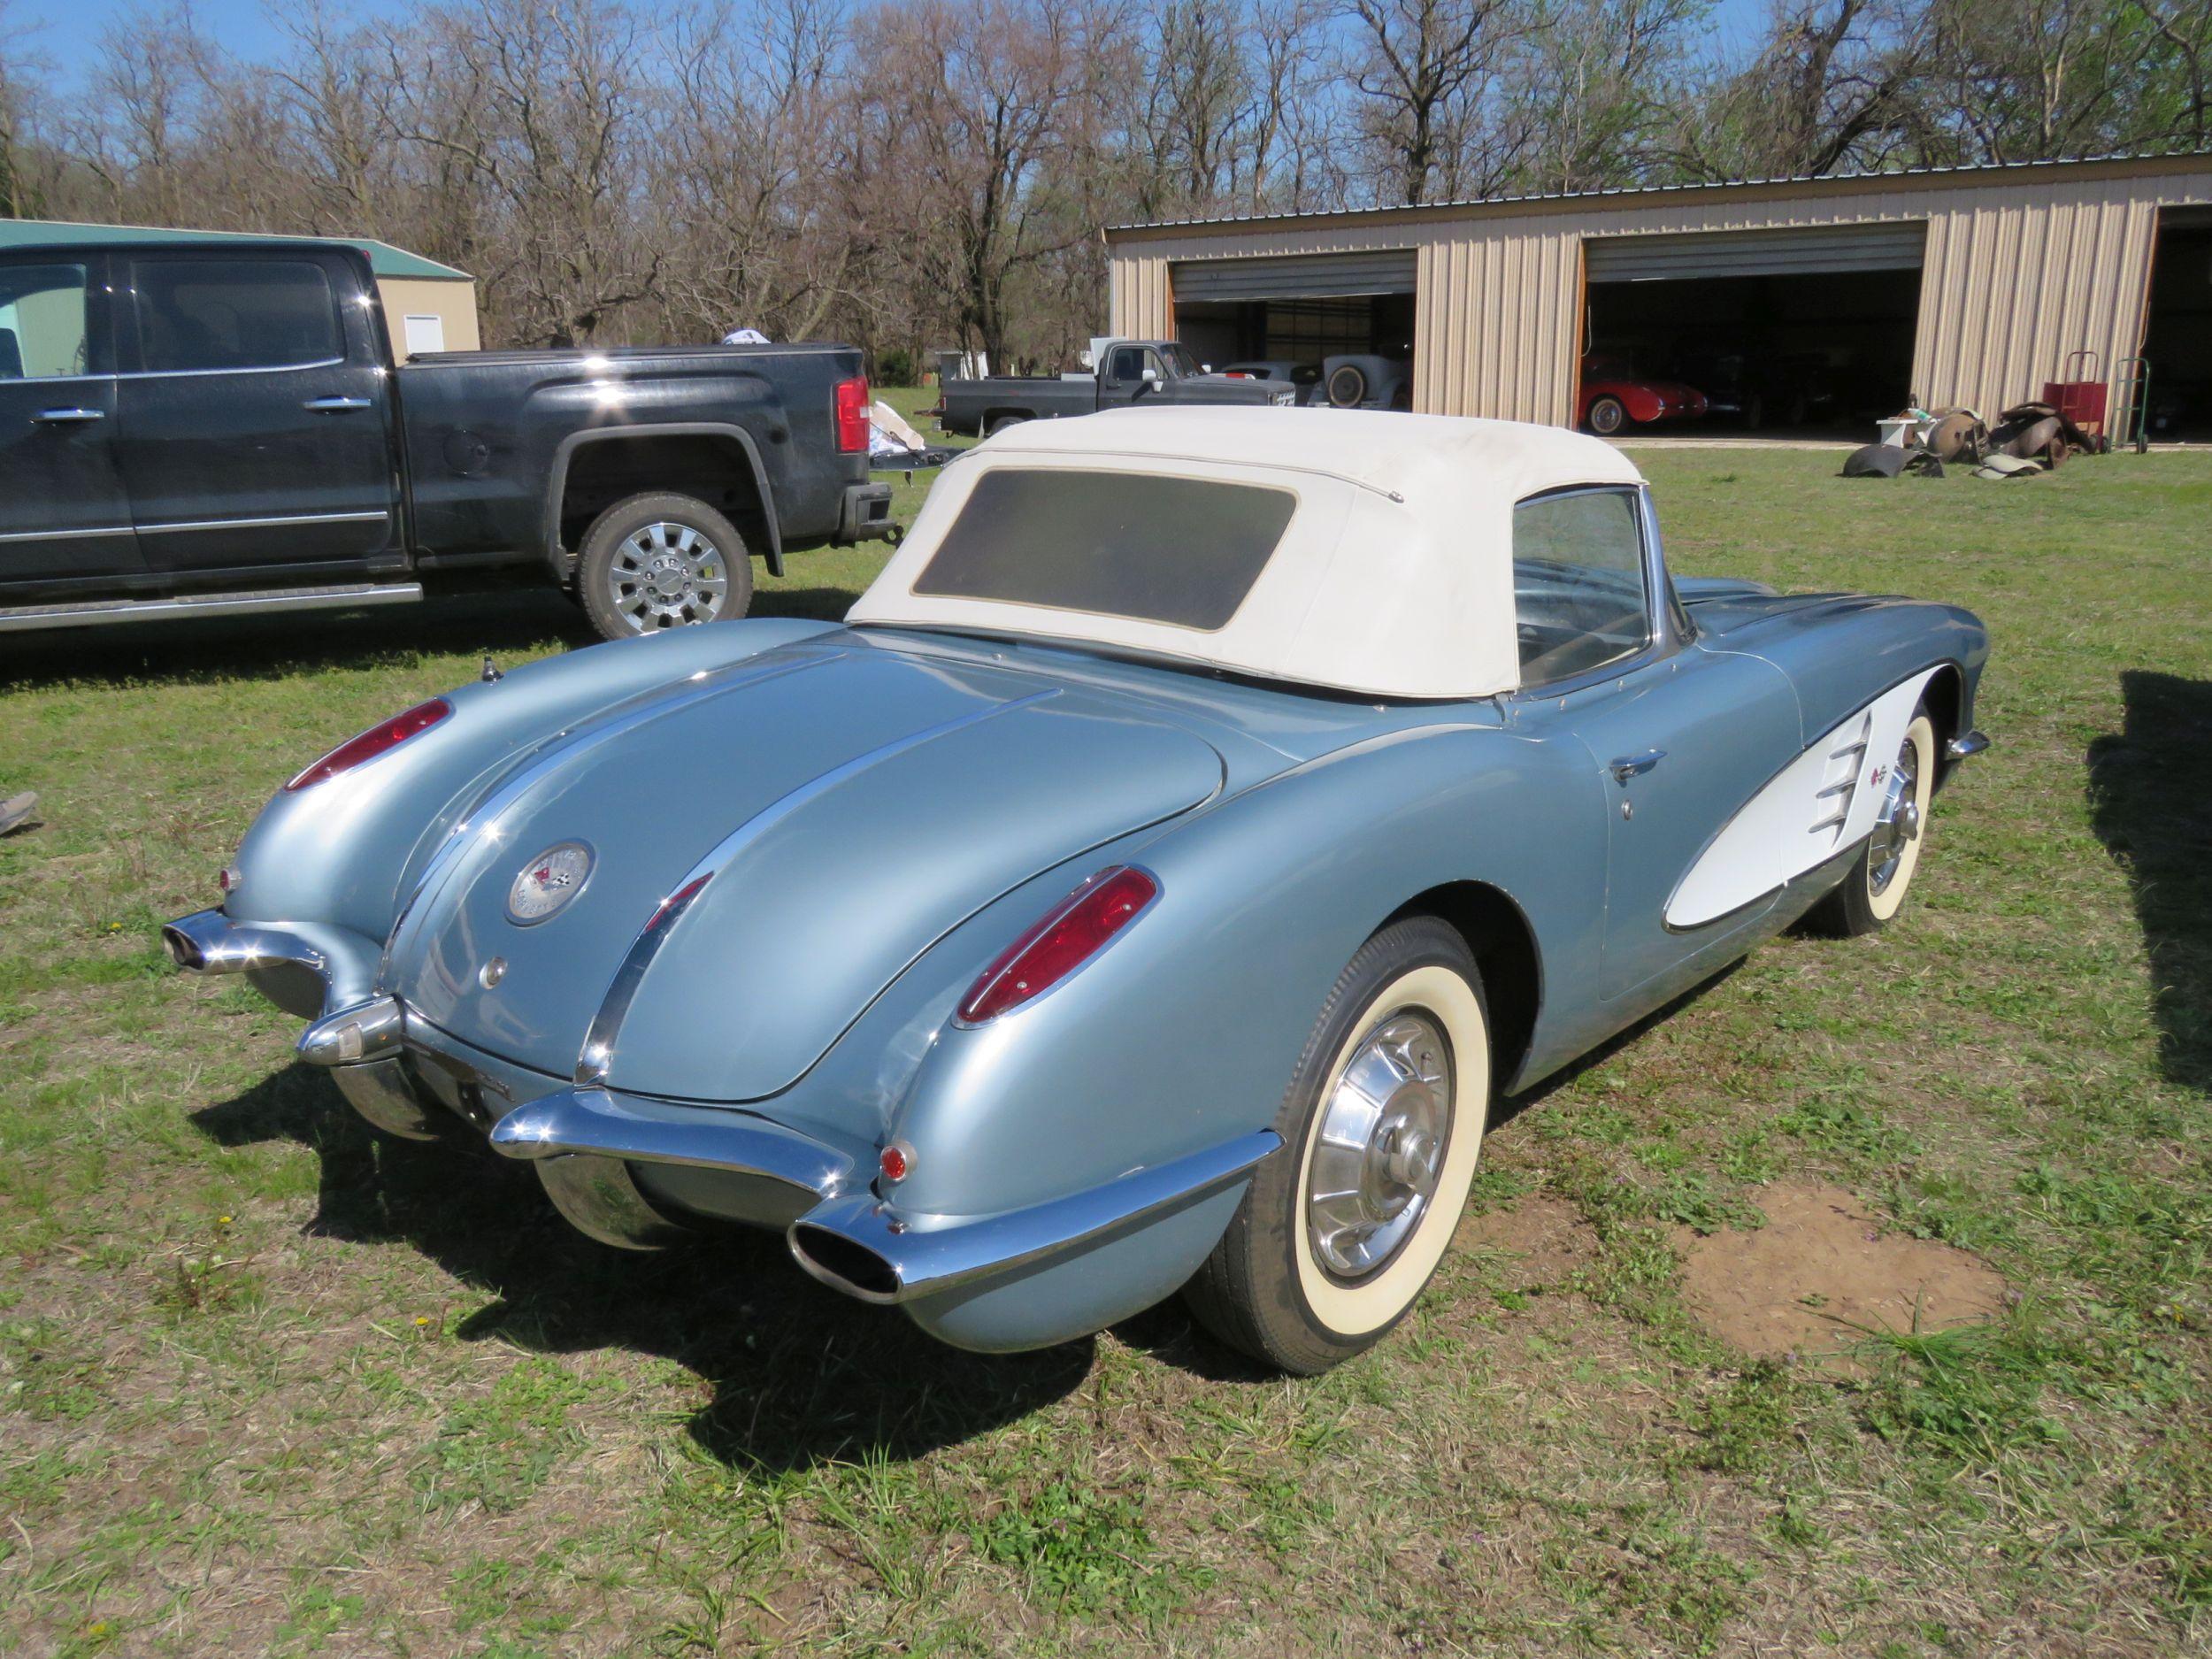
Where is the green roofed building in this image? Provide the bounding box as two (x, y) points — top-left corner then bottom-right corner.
(0, 218), (480, 359)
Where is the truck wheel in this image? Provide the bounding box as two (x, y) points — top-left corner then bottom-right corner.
(987, 413), (1026, 436)
(577, 492), (753, 641)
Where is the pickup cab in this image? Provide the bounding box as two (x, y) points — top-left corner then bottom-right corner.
(938, 338), (1294, 436)
(0, 240), (894, 641)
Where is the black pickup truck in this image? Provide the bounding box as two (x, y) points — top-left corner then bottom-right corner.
(0, 240), (893, 641)
(938, 338), (1293, 436)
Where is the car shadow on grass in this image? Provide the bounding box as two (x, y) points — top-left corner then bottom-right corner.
(192, 1064), (1094, 1471)
(2087, 669), (2212, 1094)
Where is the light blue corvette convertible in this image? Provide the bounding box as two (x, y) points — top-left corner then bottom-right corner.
(165, 408), (1989, 1373)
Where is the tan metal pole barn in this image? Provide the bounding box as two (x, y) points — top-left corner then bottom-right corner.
(1107, 153), (2212, 426)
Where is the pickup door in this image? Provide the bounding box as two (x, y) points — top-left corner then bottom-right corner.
(114, 249), (399, 574)
(1097, 342), (1164, 409)
(0, 256), (141, 584)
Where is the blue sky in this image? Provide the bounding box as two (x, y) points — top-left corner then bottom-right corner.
(15, 0), (1778, 79)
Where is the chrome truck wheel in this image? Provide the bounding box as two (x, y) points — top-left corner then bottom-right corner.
(577, 491), (753, 641)
(1185, 916), (1490, 1374)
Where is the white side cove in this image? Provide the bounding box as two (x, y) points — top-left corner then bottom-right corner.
(1666, 668), (1939, 929)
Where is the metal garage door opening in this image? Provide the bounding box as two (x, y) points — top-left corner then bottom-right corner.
(1171, 250), (1417, 410)
(2142, 207), (2212, 440)
(1580, 223), (1926, 437)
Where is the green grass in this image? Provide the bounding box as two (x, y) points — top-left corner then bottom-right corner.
(2, 428), (2209, 1655)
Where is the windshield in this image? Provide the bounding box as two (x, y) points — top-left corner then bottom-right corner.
(910, 467), (1296, 632)
(1161, 342), (1202, 378)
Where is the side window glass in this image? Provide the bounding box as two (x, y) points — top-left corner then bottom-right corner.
(134, 258), (342, 373)
(1107, 346), (1143, 382)
(0, 264), (90, 380)
(1512, 488), (1651, 684)
(1141, 350), (1165, 380)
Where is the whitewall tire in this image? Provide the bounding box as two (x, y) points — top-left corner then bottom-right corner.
(1808, 709), (1938, 936)
(1184, 917), (1490, 1373)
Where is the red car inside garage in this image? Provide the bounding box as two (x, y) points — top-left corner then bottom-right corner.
(1578, 353), (1709, 434)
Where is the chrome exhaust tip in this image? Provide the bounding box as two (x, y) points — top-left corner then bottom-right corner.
(160, 924), (205, 971)
(788, 1222), (903, 1304)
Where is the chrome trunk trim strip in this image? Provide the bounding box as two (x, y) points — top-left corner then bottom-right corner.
(572, 688), (1057, 1086)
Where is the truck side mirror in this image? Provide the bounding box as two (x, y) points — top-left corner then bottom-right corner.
(1141, 366), (1159, 385)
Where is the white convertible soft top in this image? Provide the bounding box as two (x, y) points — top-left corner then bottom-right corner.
(847, 406), (1645, 700)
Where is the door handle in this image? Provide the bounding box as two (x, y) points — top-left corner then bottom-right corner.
(1609, 749), (1666, 784)
(33, 407), (105, 425)
(303, 396), (373, 412)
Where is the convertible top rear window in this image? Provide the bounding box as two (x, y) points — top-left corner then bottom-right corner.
(912, 468), (1296, 632)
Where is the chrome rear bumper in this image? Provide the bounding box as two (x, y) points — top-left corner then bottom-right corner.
(166, 905), (1277, 1315)
(162, 907), (382, 1018)
(490, 1084), (1276, 1306)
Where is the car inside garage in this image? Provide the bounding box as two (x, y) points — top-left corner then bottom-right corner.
(1581, 223), (1926, 436)
(1171, 250), (1417, 408)
(2141, 206), (2212, 442)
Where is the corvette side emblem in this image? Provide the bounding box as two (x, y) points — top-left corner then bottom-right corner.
(506, 841), (594, 926)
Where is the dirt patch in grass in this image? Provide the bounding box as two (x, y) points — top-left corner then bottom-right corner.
(1674, 1183), (2008, 1361)
(1455, 1193), (1599, 1290)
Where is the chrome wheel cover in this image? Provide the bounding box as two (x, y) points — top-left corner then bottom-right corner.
(1306, 1010), (1453, 1279)
(1869, 728), (1924, 896)
(609, 520), (728, 631)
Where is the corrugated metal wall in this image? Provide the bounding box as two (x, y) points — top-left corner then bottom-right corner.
(1109, 158), (2212, 426)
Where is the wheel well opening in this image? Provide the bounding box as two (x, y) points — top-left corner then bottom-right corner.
(1388, 882), (1541, 1094)
(1922, 664), (1963, 779)
(557, 435), (767, 563)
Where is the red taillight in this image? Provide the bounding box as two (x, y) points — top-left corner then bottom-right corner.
(834, 376), (870, 453)
(957, 866), (1158, 1024)
(284, 697), (451, 791)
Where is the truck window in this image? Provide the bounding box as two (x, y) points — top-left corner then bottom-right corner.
(0, 264), (90, 380)
(912, 467), (1295, 632)
(132, 258), (342, 374)
(1511, 488), (1651, 683)
(1160, 342), (1201, 378)
(1107, 346), (1146, 382)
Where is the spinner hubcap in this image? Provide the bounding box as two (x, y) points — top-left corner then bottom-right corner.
(1306, 1011), (1453, 1280)
(1869, 731), (1924, 895)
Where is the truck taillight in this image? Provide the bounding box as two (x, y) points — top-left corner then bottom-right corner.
(284, 698), (450, 791)
(834, 377), (870, 453)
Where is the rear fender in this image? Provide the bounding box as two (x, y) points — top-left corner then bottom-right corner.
(882, 722), (1606, 1226)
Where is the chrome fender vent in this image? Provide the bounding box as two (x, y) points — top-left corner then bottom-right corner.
(1807, 711), (1872, 845)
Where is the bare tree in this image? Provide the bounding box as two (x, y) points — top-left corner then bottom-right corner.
(395, 0), (662, 345)
(1341, 0), (1519, 204)
(857, 0), (1085, 366)
(1681, 0), (1932, 180)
